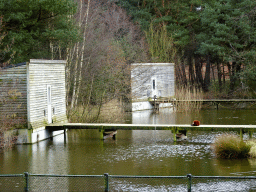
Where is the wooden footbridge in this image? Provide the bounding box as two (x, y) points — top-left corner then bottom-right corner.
(150, 99), (256, 110)
(47, 123), (256, 141)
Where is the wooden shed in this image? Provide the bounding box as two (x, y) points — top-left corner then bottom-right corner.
(131, 63), (175, 111)
(0, 59), (67, 144)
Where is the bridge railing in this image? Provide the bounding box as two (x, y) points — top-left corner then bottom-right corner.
(1, 172), (256, 191)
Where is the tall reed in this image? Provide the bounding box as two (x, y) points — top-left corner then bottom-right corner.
(175, 86), (203, 112)
(0, 116), (18, 151)
(145, 23), (176, 62)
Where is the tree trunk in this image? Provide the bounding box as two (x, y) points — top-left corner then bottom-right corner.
(222, 64), (225, 85)
(216, 61), (222, 92)
(70, 0), (84, 109)
(188, 54), (195, 87)
(180, 59), (187, 87)
(175, 61), (183, 87)
(70, 43), (80, 109)
(75, 0), (91, 106)
(203, 55), (211, 92)
(211, 63), (215, 82)
(194, 56), (204, 89)
(229, 61), (236, 93)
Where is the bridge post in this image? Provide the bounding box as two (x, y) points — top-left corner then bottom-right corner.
(240, 129), (243, 140)
(99, 127), (104, 140)
(113, 133), (116, 140)
(172, 127), (178, 142)
(173, 133), (177, 142)
(249, 131), (253, 139)
(64, 128), (67, 144)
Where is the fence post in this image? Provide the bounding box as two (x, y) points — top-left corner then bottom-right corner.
(187, 174), (192, 192)
(24, 172), (29, 192)
(104, 173), (109, 192)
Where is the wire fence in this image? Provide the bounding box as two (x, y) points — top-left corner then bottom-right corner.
(1, 173), (256, 191)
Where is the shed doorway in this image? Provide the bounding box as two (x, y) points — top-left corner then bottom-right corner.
(152, 78), (157, 98)
(47, 85), (52, 124)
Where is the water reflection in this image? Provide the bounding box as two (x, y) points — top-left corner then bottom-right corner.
(0, 135), (69, 175)
(1, 108), (256, 191)
(131, 108), (256, 125)
(132, 108), (176, 124)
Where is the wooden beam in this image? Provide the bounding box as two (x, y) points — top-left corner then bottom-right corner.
(45, 123), (256, 133)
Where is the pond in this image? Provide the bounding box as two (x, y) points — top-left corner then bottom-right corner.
(1, 107), (256, 191)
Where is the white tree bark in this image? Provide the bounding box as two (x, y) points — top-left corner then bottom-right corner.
(74, 0), (91, 106)
(70, 0), (84, 109)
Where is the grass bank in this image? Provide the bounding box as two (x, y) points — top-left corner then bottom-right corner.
(68, 99), (127, 123)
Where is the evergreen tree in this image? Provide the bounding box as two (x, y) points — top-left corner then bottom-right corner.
(118, 0), (205, 88)
(0, 0), (78, 64)
(197, 0), (256, 92)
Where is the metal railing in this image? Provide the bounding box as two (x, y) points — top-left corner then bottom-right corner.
(1, 172), (256, 191)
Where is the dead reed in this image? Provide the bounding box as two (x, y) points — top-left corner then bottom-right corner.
(246, 140), (256, 158)
(68, 99), (127, 123)
(0, 116), (18, 151)
(174, 87), (203, 112)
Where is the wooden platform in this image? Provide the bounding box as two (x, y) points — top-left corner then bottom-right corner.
(149, 99), (256, 110)
(151, 99), (256, 103)
(47, 123), (256, 131)
(47, 123), (256, 140)
(150, 99), (256, 105)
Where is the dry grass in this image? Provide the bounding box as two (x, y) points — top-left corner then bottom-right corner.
(247, 140), (256, 158)
(0, 116), (18, 152)
(174, 87), (203, 112)
(68, 99), (126, 123)
(212, 134), (251, 159)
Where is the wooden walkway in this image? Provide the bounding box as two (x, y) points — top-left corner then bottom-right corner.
(48, 123), (256, 131)
(47, 123), (256, 141)
(149, 99), (256, 110)
(151, 99), (256, 103)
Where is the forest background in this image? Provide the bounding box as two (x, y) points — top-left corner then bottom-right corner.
(1, 0), (256, 127)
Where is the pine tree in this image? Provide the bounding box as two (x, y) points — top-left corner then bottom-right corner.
(0, 0), (79, 64)
(197, 0), (256, 92)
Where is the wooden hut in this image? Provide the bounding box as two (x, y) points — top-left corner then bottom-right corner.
(0, 59), (67, 144)
(131, 63), (175, 111)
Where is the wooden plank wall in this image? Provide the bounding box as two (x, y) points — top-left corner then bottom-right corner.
(131, 63), (175, 101)
(28, 60), (67, 130)
(0, 63), (27, 127)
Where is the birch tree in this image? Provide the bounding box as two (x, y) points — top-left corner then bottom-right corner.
(66, 0), (148, 117)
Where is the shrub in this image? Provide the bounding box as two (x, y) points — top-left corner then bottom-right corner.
(0, 116), (18, 152)
(212, 134), (251, 159)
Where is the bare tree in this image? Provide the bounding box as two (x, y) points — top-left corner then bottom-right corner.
(66, 0), (148, 119)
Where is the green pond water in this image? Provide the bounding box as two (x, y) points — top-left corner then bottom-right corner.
(1, 108), (256, 191)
